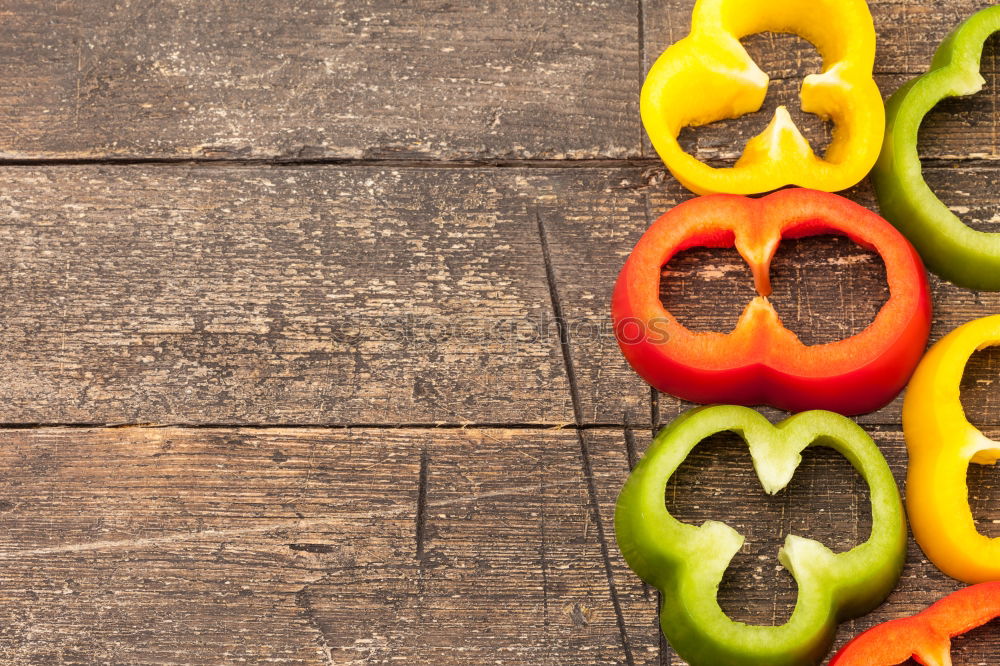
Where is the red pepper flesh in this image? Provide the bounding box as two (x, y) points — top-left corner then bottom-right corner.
(830, 582), (1000, 665)
(611, 189), (932, 415)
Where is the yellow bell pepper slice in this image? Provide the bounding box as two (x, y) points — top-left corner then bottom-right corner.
(641, 0), (884, 195)
(903, 315), (1000, 583)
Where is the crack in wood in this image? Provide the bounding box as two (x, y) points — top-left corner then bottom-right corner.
(286, 543), (338, 554)
(536, 207), (635, 666)
(0, 153), (994, 170)
(650, 388), (662, 437)
(2, 417), (996, 430)
(0, 421), (646, 430)
(638, 0), (648, 156)
(623, 421), (639, 472)
(295, 577), (337, 666)
(0, 156), (667, 169)
(415, 449), (430, 562)
(649, 388), (671, 664)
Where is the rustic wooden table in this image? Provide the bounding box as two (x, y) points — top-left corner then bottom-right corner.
(0, 0), (997, 663)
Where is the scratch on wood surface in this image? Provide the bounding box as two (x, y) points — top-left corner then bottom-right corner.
(415, 449), (430, 561)
(623, 422), (638, 472)
(0, 479), (584, 559)
(74, 36), (82, 129)
(296, 572), (338, 666)
(537, 206), (636, 665)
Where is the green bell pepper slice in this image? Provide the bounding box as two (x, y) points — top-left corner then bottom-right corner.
(615, 406), (906, 666)
(872, 5), (1000, 290)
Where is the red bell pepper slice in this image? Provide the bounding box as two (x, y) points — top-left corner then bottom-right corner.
(611, 188), (931, 415)
(830, 582), (1000, 665)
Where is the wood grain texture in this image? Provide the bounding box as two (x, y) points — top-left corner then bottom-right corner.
(642, 0), (1000, 77)
(0, 0), (640, 161)
(0, 163), (996, 663)
(0, 165), (574, 425)
(0, 425), (654, 664)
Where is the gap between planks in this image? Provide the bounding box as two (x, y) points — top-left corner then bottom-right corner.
(0, 156), (993, 169)
(0, 420), (989, 430)
(0, 421), (654, 430)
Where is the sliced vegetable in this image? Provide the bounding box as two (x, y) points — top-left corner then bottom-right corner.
(873, 5), (1000, 290)
(641, 0), (884, 195)
(615, 405), (906, 666)
(830, 582), (1000, 665)
(611, 188), (931, 415)
(903, 315), (1000, 584)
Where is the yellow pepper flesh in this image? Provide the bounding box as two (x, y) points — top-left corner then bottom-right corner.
(641, 0), (884, 195)
(903, 315), (1000, 584)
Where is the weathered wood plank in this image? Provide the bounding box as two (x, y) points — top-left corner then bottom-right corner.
(0, 165), (574, 425)
(538, 166), (1000, 428)
(2, 0), (999, 165)
(324, 426), (655, 665)
(0, 425), (652, 664)
(642, 1), (1000, 162)
(644, 0), (1000, 77)
(3, 164), (998, 429)
(0, 0), (640, 161)
(587, 426), (1000, 664)
(4, 424), (983, 664)
(0, 426), (423, 664)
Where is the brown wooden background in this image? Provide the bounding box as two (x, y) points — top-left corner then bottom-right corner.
(0, 0), (997, 664)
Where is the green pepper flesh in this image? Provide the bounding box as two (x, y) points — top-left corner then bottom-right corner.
(873, 6), (1000, 290)
(615, 406), (906, 666)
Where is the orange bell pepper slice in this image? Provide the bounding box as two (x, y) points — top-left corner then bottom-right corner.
(903, 315), (1000, 583)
